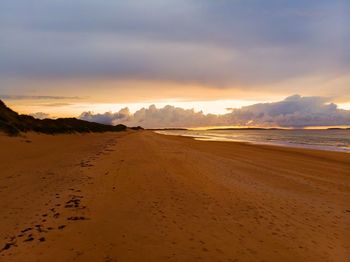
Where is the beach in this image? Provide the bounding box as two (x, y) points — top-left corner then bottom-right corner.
(0, 130), (349, 261)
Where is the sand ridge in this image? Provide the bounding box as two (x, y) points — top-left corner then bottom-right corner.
(0, 131), (349, 261)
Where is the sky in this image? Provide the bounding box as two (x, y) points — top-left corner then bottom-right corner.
(0, 0), (349, 127)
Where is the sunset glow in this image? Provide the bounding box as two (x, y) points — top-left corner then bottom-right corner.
(0, 0), (349, 128)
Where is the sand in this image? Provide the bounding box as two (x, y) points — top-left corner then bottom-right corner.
(0, 131), (349, 262)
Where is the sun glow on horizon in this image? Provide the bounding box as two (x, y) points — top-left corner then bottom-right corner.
(6, 99), (275, 118)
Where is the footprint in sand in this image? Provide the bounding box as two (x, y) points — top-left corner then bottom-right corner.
(67, 216), (88, 221)
(24, 237), (34, 242)
(39, 237), (45, 242)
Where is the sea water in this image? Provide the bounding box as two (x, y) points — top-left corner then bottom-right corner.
(155, 129), (350, 153)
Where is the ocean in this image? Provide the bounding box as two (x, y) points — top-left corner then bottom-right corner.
(155, 129), (350, 153)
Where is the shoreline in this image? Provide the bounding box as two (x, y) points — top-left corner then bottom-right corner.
(154, 130), (350, 153)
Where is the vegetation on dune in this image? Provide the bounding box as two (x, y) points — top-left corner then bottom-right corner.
(0, 100), (127, 135)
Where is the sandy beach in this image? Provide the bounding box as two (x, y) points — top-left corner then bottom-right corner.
(0, 131), (349, 262)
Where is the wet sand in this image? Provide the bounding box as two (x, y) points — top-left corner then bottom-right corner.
(0, 131), (349, 261)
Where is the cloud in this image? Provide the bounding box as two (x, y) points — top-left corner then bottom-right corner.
(0, 95), (80, 100)
(29, 112), (50, 119)
(80, 108), (131, 125)
(79, 95), (350, 128)
(80, 105), (218, 127)
(0, 0), (349, 98)
(224, 95), (350, 127)
(40, 102), (72, 107)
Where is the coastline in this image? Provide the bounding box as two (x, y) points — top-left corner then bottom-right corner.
(1, 131), (349, 261)
(155, 129), (350, 153)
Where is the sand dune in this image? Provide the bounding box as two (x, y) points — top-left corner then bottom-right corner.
(0, 131), (349, 261)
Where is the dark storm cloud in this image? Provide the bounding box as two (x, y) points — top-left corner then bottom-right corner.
(0, 0), (349, 92)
